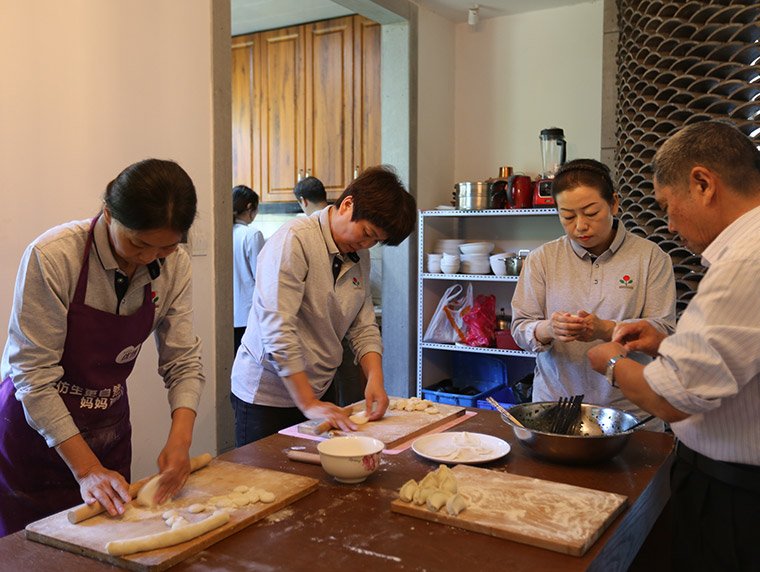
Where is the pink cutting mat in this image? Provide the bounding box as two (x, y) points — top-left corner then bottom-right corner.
(279, 411), (478, 454)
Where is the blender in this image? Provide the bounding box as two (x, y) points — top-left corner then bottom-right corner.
(533, 127), (567, 207)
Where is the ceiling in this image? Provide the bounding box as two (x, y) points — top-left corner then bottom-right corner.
(231, 0), (595, 36)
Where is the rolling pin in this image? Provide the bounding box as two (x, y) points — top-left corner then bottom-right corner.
(297, 405), (355, 435)
(67, 452), (213, 524)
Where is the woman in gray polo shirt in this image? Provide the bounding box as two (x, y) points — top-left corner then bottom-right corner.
(511, 159), (676, 424)
(231, 166), (417, 445)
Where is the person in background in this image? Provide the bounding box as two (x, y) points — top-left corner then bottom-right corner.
(588, 121), (760, 572)
(511, 158), (676, 427)
(293, 176), (328, 215)
(293, 176), (367, 407)
(0, 159), (205, 536)
(231, 165), (416, 445)
(232, 185), (265, 354)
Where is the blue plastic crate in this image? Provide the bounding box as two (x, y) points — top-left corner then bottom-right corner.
(422, 353), (510, 407)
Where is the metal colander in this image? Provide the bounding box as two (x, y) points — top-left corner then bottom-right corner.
(500, 402), (642, 464)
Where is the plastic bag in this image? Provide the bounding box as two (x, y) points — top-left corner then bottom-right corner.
(462, 294), (496, 347)
(423, 283), (473, 344)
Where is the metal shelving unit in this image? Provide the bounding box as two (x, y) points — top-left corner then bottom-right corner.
(416, 208), (560, 399)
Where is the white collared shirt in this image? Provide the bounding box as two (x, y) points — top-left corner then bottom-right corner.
(645, 204), (760, 464)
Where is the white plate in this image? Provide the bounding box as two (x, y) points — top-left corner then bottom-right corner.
(411, 431), (510, 464)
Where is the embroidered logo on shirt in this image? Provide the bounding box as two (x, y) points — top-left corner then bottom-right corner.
(115, 344), (142, 364)
(352, 277), (362, 288)
(151, 290), (160, 305)
(618, 274), (634, 289)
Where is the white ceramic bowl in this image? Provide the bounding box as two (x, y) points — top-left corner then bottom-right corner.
(440, 261), (460, 274)
(489, 254), (508, 276)
(459, 242), (495, 255)
(317, 436), (384, 483)
(435, 239), (466, 255)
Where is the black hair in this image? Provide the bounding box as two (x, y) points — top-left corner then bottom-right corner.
(104, 159), (197, 233)
(551, 159), (616, 205)
(294, 176), (327, 203)
(334, 165), (417, 246)
(232, 185), (259, 215)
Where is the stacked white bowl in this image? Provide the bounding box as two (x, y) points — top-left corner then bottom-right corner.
(440, 253), (460, 274)
(458, 242), (494, 274)
(435, 239), (466, 255)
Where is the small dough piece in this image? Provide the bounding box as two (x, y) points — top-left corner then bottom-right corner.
(419, 472), (439, 490)
(170, 516), (188, 529)
(425, 406), (439, 415)
(136, 475), (163, 508)
(165, 515), (183, 527)
(404, 401), (417, 412)
(106, 511), (230, 556)
(413, 401), (428, 411)
(259, 490), (275, 503)
(398, 479), (418, 503)
(213, 498), (234, 509)
(426, 490), (450, 512)
(440, 475), (457, 495)
(245, 490), (260, 504)
(233, 485), (249, 494)
(446, 493), (467, 516)
(228, 493), (249, 507)
(187, 503), (206, 514)
(349, 411), (369, 425)
(395, 398), (408, 410)
(161, 509), (179, 521)
(413, 486), (435, 506)
(388, 400), (397, 410)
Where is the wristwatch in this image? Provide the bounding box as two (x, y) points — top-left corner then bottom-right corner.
(605, 354), (626, 387)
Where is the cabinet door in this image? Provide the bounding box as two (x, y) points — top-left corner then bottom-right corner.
(304, 17), (354, 199)
(231, 34), (255, 190)
(258, 25), (306, 203)
(353, 15), (382, 176)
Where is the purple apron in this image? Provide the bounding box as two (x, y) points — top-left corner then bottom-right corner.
(0, 216), (155, 536)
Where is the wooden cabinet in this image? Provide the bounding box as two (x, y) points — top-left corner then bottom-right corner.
(232, 15), (381, 203)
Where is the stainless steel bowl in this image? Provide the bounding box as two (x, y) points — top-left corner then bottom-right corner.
(499, 402), (641, 464)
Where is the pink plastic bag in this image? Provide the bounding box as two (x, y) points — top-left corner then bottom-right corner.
(462, 294), (496, 347)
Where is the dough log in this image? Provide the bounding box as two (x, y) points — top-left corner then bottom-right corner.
(105, 511), (230, 556)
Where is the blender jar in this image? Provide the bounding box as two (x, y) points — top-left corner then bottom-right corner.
(539, 128), (567, 179)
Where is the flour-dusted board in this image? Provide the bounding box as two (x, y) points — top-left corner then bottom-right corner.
(390, 465), (628, 556)
(345, 398), (465, 449)
(26, 459), (318, 571)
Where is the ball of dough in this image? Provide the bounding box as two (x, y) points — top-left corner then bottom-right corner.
(425, 406), (439, 415)
(349, 411), (369, 425)
(245, 491), (260, 504)
(259, 490), (275, 503)
(233, 485), (249, 494)
(187, 503), (206, 514)
(228, 493), (249, 507)
(171, 517), (189, 529)
(162, 510), (179, 521)
(214, 498), (234, 509)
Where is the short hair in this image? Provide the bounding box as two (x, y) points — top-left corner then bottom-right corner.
(653, 120), (760, 194)
(551, 159), (616, 205)
(335, 165), (417, 246)
(294, 176), (327, 203)
(104, 159), (197, 233)
(232, 185), (259, 214)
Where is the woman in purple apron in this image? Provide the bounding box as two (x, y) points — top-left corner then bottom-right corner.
(0, 159), (205, 536)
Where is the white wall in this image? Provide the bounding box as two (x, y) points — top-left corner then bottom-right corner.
(416, 7), (457, 211)
(0, 1), (220, 480)
(453, 2), (604, 191)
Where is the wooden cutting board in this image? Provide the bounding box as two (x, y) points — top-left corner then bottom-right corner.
(347, 399), (465, 449)
(26, 459), (318, 571)
(390, 465), (627, 557)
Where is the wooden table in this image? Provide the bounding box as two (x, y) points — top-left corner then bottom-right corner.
(0, 410), (674, 571)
